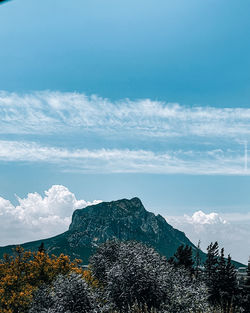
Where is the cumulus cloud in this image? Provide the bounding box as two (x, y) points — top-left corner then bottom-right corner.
(0, 185), (101, 246)
(166, 211), (250, 264)
(1, 90), (250, 139)
(0, 140), (247, 175)
(185, 210), (227, 225)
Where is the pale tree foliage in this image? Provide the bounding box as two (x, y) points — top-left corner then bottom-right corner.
(90, 240), (209, 313)
(29, 273), (97, 313)
(28, 284), (53, 313)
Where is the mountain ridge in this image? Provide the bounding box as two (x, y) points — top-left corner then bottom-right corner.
(0, 197), (245, 267)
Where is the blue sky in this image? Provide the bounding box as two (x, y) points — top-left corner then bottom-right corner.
(1, 0), (250, 262)
(1, 0), (250, 106)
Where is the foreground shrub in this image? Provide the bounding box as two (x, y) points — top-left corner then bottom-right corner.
(0, 246), (83, 313)
(90, 240), (209, 313)
(29, 273), (96, 313)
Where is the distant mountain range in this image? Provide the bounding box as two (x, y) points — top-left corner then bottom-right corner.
(0, 197), (244, 267)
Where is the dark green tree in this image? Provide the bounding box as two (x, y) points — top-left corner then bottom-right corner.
(204, 242), (219, 305)
(194, 240), (202, 279)
(224, 254), (238, 313)
(217, 248), (227, 308)
(172, 244), (194, 275)
(38, 242), (46, 253)
(242, 258), (250, 312)
(205, 243), (239, 313)
(246, 258), (250, 288)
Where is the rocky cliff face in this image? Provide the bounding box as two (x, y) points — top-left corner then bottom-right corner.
(66, 197), (196, 258)
(0, 197), (202, 262)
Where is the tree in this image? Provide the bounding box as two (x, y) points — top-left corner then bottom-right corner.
(224, 254), (238, 313)
(28, 284), (52, 313)
(194, 240), (202, 279)
(242, 257), (250, 312)
(204, 242), (219, 306)
(245, 257), (250, 289)
(29, 273), (96, 313)
(217, 248), (227, 311)
(172, 244), (194, 275)
(204, 243), (239, 313)
(89, 239), (120, 285)
(90, 240), (209, 313)
(204, 241), (219, 280)
(38, 242), (45, 253)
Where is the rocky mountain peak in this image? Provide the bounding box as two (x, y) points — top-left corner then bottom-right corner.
(69, 197), (146, 231)
(66, 197), (197, 260)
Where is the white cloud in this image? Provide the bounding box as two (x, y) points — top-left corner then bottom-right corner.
(0, 185), (101, 246)
(1, 91), (250, 175)
(1, 90), (250, 139)
(185, 210), (227, 225)
(0, 140), (248, 175)
(166, 211), (250, 264)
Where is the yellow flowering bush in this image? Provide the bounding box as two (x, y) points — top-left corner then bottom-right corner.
(0, 246), (84, 313)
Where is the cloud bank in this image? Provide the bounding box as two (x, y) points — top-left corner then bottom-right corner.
(0, 185), (101, 246)
(166, 211), (250, 264)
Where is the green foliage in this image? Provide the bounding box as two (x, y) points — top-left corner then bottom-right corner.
(170, 244), (194, 275)
(204, 243), (239, 313)
(241, 258), (250, 312)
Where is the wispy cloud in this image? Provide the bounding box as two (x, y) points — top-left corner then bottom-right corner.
(1, 90), (250, 139)
(1, 91), (250, 175)
(0, 140), (247, 175)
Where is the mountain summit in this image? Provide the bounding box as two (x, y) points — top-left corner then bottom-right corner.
(0, 197), (200, 262)
(67, 197), (197, 258)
